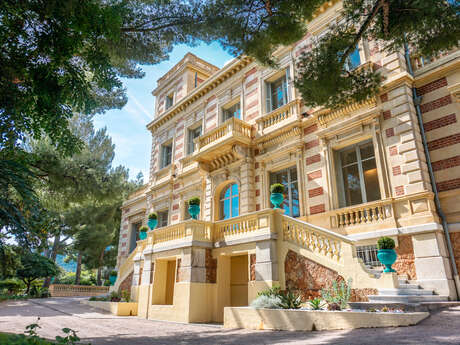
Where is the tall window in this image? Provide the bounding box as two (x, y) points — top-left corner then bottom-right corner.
(270, 166), (300, 217)
(165, 94), (174, 110)
(129, 222), (141, 254)
(187, 126), (201, 155)
(220, 183), (239, 220)
(160, 143), (172, 169)
(344, 46), (361, 71)
(222, 102), (241, 122)
(157, 210), (169, 228)
(184, 201), (191, 220)
(266, 69), (290, 112)
(336, 141), (381, 207)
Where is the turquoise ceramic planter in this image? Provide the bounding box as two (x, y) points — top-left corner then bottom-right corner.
(188, 204), (200, 219)
(109, 275), (117, 285)
(270, 192), (284, 209)
(139, 231), (147, 240)
(148, 218), (158, 230)
(377, 249), (397, 272)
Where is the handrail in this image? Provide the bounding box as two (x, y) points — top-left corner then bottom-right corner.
(195, 117), (252, 151)
(214, 213), (260, 242)
(332, 199), (393, 228)
(257, 99), (300, 131)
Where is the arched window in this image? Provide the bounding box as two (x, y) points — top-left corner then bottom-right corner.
(220, 183), (239, 220)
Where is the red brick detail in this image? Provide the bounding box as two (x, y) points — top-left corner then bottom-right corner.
(246, 111), (259, 120)
(307, 170), (322, 181)
(305, 139), (319, 150)
(175, 152), (183, 160)
(207, 124), (216, 131)
(393, 235), (417, 280)
(437, 178), (460, 192)
(392, 166), (401, 176)
(245, 99), (258, 110)
(207, 103), (217, 112)
(256, 204), (260, 211)
(310, 204), (325, 215)
(173, 183), (180, 189)
(428, 133), (460, 151)
(207, 95), (216, 103)
(119, 271), (133, 293)
(420, 95), (452, 114)
(304, 123), (318, 135)
(417, 77), (447, 96)
(386, 128), (394, 137)
(389, 146), (398, 156)
(255, 189), (260, 197)
(250, 254), (256, 281)
(395, 185), (405, 196)
(175, 143), (183, 150)
(172, 204), (179, 211)
(306, 154), (321, 165)
(308, 187), (323, 198)
(121, 243), (126, 247)
(424, 113), (457, 132)
(255, 175), (260, 183)
(255, 162), (260, 169)
(380, 93), (388, 102)
(245, 67), (257, 78)
(246, 87), (258, 98)
(123, 224), (128, 230)
(172, 214), (179, 221)
(432, 155), (460, 171)
(173, 194), (179, 200)
(383, 110), (391, 120)
(122, 233), (128, 238)
(245, 78), (258, 88)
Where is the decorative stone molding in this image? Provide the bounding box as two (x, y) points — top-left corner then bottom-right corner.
(315, 97), (378, 127)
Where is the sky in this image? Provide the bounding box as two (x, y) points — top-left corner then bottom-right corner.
(93, 42), (233, 182)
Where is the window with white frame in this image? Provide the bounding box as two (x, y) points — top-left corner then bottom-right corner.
(165, 93), (174, 110)
(269, 166), (300, 217)
(336, 141), (381, 207)
(157, 210), (169, 228)
(266, 68), (290, 112)
(160, 142), (172, 169)
(220, 183), (239, 220)
(187, 125), (202, 155)
(344, 45), (361, 71)
(222, 102), (241, 122)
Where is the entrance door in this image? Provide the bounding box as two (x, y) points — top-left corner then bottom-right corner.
(230, 255), (248, 306)
(165, 260), (176, 305)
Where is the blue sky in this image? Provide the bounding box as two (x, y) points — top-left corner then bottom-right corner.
(93, 42), (233, 181)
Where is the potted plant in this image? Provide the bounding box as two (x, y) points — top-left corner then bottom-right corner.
(270, 183), (285, 209)
(147, 212), (158, 230)
(188, 197), (200, 219)
(377, 237), (397, 272)
(109, 270), (117, 286)
(139, 225), (148, 240)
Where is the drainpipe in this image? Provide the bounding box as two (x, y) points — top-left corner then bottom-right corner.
(404, 41), (460, 300)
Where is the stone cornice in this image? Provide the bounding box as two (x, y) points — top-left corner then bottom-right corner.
(314, 97), (378, 127)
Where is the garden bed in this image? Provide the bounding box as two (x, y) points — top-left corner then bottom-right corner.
(81, 299), (138, 316)
(223, 307), (429, 331)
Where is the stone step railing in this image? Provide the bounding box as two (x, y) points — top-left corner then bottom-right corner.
(334, 200), (393, 228)
(114, 240), (147, 290)
(195, 117), (252, 151)
(149, 220), (213, 245)
(256, 99), (300, 133)
(214, 212), (260, 243)
(49, 284), (109, 297)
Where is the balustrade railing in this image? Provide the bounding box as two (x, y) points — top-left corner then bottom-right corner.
(411, 48), (459, 71)
(257, 100), (300, 133)
(214, 213), (260, 242)
(49, 284), (109, 297)
(334, 200), (392, 228)
(196, 117), (252, 151)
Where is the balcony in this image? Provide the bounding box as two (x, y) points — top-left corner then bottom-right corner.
(411, 48), (459, 74)
(192, 117), (252, 166)
(256, 99), (301, 136)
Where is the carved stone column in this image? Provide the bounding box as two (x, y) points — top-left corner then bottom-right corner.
(240, 157), (255, 214)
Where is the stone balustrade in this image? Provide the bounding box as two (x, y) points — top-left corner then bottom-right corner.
(148, 220), (213, 246)
(256, 100), (300, 134)
(411, 48), (459, 72)
(49, 284), (109, 297)
(334, 200), (393, 228)
(214, 212), (261, 243)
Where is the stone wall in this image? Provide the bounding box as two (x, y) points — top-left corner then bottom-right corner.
(450, 232), (460, 274)
(205, 249), (217, 284)
(250, 254), (256, 281)
(176, 258), (183, 282)
(119, 271), (133, 292)
(393, 235), (417, 280)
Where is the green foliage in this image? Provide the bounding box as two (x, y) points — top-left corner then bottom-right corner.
(56, 271), (96, 286)
(257, 285), (281, 297)
(121, 289), (131, 303)
(188, 197), (200, 206)
(109, 291), (121, 302)
(109, 271), (117, 277)
(139, 226), (148, 233)
(250, 295), (282, 309)
(0, 279), (24, 294)
(16, 253), (58, 293)
(148, 213), (158, 220)
(377, 236), (395, 250)
(308, 298), (325, 310)
(321, 279), (352, 311)
(278, 290), (302, 310)
(270, 183), (285, 194)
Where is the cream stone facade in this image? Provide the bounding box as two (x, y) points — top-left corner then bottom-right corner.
(114, 1), (460, 323)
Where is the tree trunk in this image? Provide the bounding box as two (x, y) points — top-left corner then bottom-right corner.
(74, 252), (82, 285)
(96, 250), (104, 286)
(43, 233), (60, 288)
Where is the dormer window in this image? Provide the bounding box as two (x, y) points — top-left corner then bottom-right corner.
(165, 93), (174, 110)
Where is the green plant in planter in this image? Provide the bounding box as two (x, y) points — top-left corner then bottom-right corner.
(278, 290), (302, 309)
(320, 278), (352, 310)
(148, 212), (158, 230)
(139, 225), (148, 240)
(121, 289), (131, 302)
(309, 298), (325, 310)
(270, 183), (285, 209)
(188, 197), (200, 219)
(270, 183), (285, 194)
(377, 236), (397, 272)
(108, 270), (117, 286)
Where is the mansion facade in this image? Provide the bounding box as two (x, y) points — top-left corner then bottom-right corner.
(114, 1), (460, 323)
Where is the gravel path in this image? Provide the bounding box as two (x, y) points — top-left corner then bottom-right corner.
(1, 297), (460, 344)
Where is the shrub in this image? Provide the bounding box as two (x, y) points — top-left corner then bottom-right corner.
(109, 291), (121, 302)
(257, 285), (281, 297)
(109, 270), (117, 277)
(16, 252), (58, 293)
(320, 278), (352, 310)
(121, 289), (131, 302)
(308, 298), (325, 310)
(250, 295), (282, 309)
(377, 236), (395, 250)
(270, 183), (285, 194)
(188, 197), (200, 206)
(278, 290), (302, 309)
(0, 278), (24, 294)
(148, 212), (157, 220)
(139, 225), (148, 232)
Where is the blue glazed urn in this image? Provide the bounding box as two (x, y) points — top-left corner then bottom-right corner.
(139, 230), (147, 240)
(270, 192), (284, 209)
(377, 249), (397, 273)
(188, 204), (200, 219)
(148, 218), (158, 230)
(109, 274), (117, 285)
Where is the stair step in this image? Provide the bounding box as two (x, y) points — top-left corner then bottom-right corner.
(368, 295), (449, 303)
(378, 288), (432, 296)
(399, 283), (420, 289)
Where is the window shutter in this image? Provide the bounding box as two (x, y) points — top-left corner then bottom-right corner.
(266, 82), (272, 112)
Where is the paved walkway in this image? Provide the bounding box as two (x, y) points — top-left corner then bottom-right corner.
(1, 297), (460, 344)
